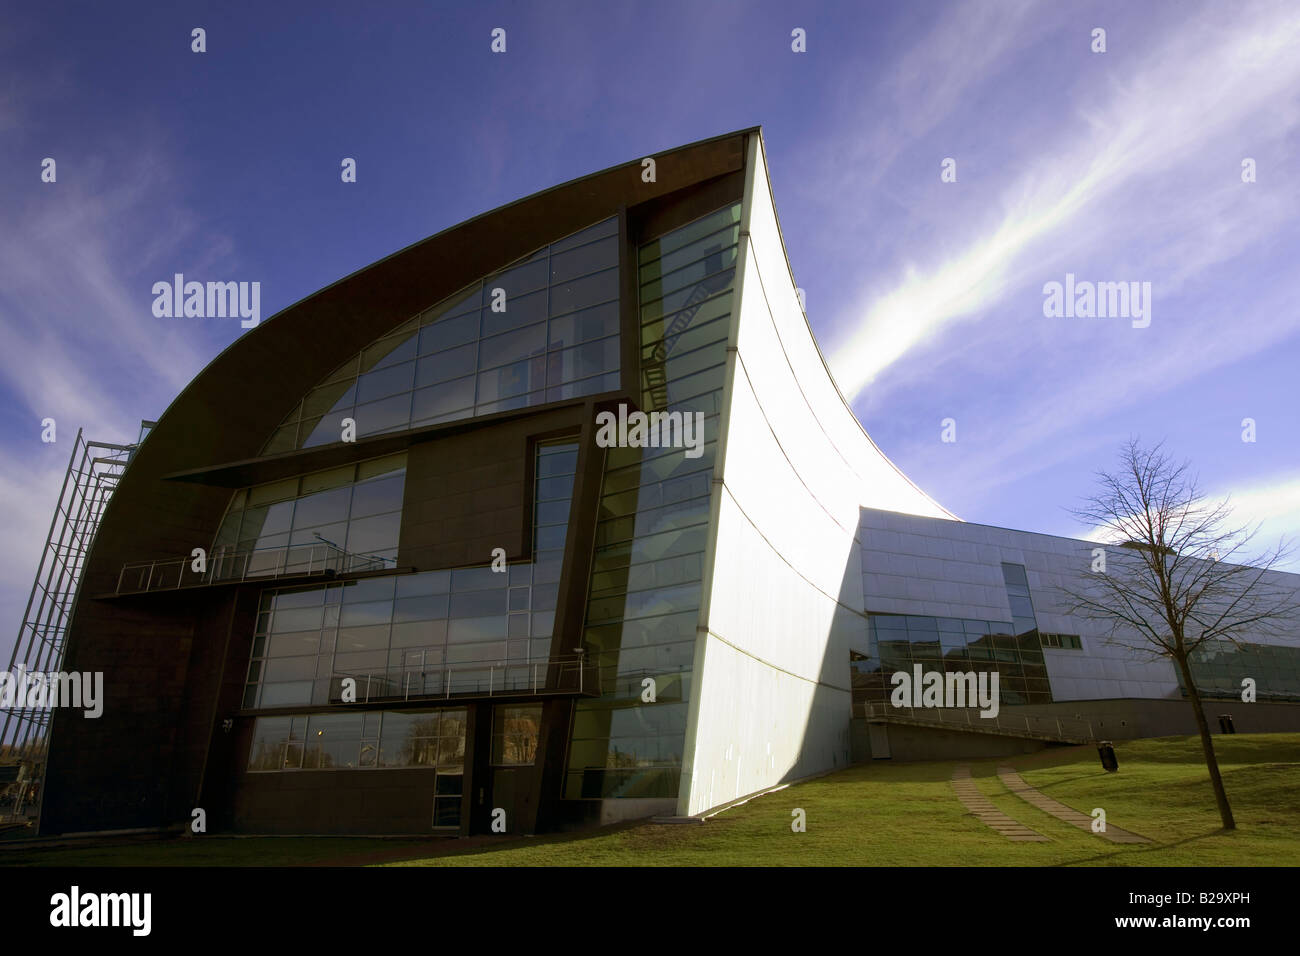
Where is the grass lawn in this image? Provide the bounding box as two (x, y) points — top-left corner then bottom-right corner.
(3, 733), (1296, 867)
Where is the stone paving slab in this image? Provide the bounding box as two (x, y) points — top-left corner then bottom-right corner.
(950, 766), (1049, 842)
(996, 766), (1151, 844)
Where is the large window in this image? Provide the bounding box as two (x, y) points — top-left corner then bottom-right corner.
(263, 218), (621, 453)
(213, 453), (405, 575)
(852, 561), (1053, 712)
(242, 442), (579, 709)
(563, 202), (740, 800)
(248, 708), (467, 772)
(853, 611), (1054, 710)
(1001, 562), (1040, 638)
(1180, 640), (1300, 702)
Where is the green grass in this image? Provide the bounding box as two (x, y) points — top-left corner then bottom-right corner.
(4, 733), (1297, 866)
(1009, 733), (1300, 865)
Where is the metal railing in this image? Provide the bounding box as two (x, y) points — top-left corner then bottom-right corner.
(863, 700), (1095, 743)
(322, 654), (595, 704)
(116, 542), (393, 594)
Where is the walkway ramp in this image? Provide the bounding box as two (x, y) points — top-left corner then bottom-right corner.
(863, 702), (1094, 745)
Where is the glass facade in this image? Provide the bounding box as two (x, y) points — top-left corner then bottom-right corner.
(1181, 640), (1300, 701)
(213, 453), (406, 574)
(853, 564), (1054, 710)
(563, 202), (740, 800)
(242, 441), (579, 709)
(262, 217), (621, 453)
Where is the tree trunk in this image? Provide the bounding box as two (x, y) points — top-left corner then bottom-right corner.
(1176, 652), (1235, 830)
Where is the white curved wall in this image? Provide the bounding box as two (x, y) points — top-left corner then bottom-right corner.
(678, 134), (952, 815)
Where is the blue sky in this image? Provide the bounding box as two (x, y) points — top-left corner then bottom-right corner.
(2, 1), (1298, 664)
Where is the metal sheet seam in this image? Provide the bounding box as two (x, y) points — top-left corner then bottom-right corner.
(730, 346), (863, 541)
(716, 479), (866, 620)
(701, 624), (853, 694)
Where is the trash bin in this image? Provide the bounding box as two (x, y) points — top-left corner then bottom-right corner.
(1097, 740), (1118, 772)
(1218, 714), (1236, 734)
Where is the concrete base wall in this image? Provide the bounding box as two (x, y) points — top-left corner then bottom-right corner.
(852, 721), (1050, 762)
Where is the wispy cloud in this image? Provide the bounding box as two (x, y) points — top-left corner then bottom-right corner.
(809, 0), (1046, 198)
(0, 142), (234, 660)
(829, 2), (1300, 401)
(1, 170), (220, 420)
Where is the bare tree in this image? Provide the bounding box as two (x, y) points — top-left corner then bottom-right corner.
(1062, 439), (1300, 830)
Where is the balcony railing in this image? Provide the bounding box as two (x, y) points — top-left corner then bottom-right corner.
(116, 543), (393, 594)
(324, 654), (596, 703)
(863, 700), (1094, 743)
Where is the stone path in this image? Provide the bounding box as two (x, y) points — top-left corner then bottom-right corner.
(996, 766), (1151, 844)
(950, 766), (1048, 842)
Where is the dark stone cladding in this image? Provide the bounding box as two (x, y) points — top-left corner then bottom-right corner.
(40, 130), (753, 835)
(398, 405), (587, 570)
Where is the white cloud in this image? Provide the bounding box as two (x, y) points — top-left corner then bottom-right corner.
(1217, 474), (1300, 570)
(1073, 473), (1300, 571)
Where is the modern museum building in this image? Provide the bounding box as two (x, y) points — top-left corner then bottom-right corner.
(7, 128), (1300, 837)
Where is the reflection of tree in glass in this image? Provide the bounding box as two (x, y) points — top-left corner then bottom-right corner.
(303, 740), (326, 768)
(605, 747), (638, 769)
(398, 715), (441, 766)
(409, 716), (440, 736)
(439, 735), (465, 765)
(249, 738), (284, 771)
(440, 712), (467, 739)
(500, 711), (540, 764)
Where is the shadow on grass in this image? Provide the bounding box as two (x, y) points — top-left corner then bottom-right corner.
(1056, 828), (1238, 867)
(318, 820), (653, 866)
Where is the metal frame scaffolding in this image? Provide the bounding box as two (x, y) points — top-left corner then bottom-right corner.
(0, 423), (151, 826)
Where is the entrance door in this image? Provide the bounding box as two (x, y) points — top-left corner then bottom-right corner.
(484, 703), (542, 834)
(490, 768), (518, 834)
